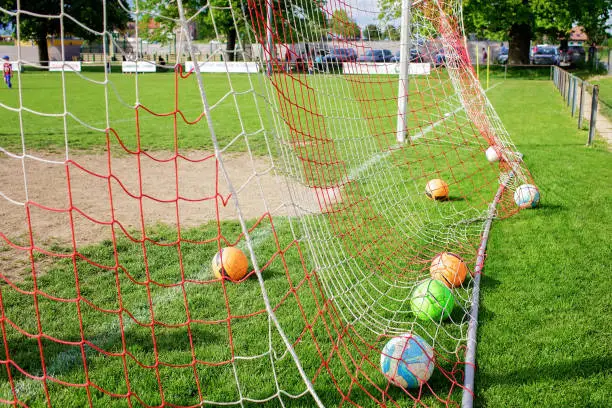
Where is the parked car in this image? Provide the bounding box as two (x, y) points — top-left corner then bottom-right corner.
(560, 45), (586, 66)
(313, 49), (330, 72)
(321, 48), (357, 71)
(323, 48), (357, 63)
(390, 49), (423, 63)
(313, 49), (329, 62)
(531, 46), (559, 65)
(357, 49), (394, 63)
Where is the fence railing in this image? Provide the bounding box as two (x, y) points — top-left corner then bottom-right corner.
(551, 65), (599, 145)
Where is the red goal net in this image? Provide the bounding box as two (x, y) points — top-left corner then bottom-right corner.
(0, 0), (535, 406)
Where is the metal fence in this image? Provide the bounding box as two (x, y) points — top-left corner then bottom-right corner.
(551, 65), (599, 145)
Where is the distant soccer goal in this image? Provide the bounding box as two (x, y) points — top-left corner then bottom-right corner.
(0, 0), (537, 407)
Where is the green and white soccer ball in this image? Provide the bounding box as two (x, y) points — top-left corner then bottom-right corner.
(380, 333), (435, 388)
(410, 278), (455, 321)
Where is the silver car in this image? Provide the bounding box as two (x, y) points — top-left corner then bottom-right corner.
(531, 46), (559, 65)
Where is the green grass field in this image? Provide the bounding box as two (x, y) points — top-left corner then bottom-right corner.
(0, 71), (273, 155)
(0, 71), (610, 407)
(478, 79), (611, 407)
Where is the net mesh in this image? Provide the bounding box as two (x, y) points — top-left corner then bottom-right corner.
(0, 0), (534, 406)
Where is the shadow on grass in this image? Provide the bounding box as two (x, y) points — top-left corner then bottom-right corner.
(0, 317), (226, 383)
(478, 274), (501, 291)
(532, 203), (566, 215)
(470, 274), (501, 333)
(445, 196), (466, 202)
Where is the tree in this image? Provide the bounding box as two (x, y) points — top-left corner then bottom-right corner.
(141, 0), (327, 62)
(0, 0), (129, 66)
(383, 24), (400, 41)
(330, 9), (360, 39)
(378, 0), (611, 64)
(463, 0), (612, 64)
(364, 24), (382, 40)
(152, 0), (329, 61)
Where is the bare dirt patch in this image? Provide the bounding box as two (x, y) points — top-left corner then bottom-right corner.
(0, 149), (332, 280)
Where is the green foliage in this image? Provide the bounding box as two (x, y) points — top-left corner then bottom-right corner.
(464, 0), (612, 43)
(330, 9), (360, 39)
(570, 0), (612, 44)
(363, 24), (382, 40)
(377, 0), (400, 21)
(0, 0), (128, 42)
(139, 0), (214, 44)
(0, 0), (128, 65)
(140, 0), (328, 46)
(375, 4), (437, 42)
(461, 0), (611, 64)
(383, 24), (400, 41)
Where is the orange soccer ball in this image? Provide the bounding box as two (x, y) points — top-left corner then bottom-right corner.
(429, 252), (468, 288)
(425, 179), (449, 200)
(212, 247), (249, 282)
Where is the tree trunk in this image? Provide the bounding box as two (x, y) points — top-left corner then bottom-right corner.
(37, 33), (49, 66)
(226, 27), (237, 62)
(508, 23), (531, 65)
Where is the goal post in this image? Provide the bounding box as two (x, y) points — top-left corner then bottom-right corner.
(396, 0), (412, 143)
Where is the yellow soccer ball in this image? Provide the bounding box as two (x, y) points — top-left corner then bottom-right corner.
(212, 247), (249, 282)
(425, 179), (449, 200)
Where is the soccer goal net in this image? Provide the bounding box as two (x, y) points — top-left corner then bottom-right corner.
(0, 0), (535, 406)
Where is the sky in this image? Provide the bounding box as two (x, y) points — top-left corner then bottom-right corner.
(338, 0), (388, 27)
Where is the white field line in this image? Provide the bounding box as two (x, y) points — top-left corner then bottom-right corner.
(347, 82), (503, 183)
(411, 82), (503, 142)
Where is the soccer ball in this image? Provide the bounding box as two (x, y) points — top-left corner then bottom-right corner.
(513, 184), (540, 209)
(212, 247), (249, 281)
(425, 179), (449, 200)
(430, 252), (468, 288)
(380, 333), (435, 388)
(410, 279), (454, 321)
(485, 146), (500, 163)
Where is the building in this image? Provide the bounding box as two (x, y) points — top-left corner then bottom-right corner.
(569, 26), (588, 47)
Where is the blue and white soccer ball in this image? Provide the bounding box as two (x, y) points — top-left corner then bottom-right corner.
(513, 184), (540, 209)
(380, 333), (435, 388)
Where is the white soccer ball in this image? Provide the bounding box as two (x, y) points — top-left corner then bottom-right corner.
(485, 146), (500, 163)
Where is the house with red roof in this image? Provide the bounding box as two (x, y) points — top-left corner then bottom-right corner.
(569, 26), (588, 47)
